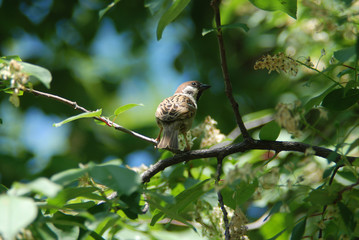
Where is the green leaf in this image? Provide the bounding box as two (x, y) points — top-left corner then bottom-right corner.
(53, 109), (102, 127)
(307, 188), (336, 206)
(48, 187), (101, 207)
(290, 218), (306, 240)
(337, 68), (353, 78)
(0, 55), (22, 61)
(0, 184), (7, 194)
(333, 46), (356, 62)
(337, 169), (358, 182)
(150, 179), (210, 226)
(64, 201), (97, 210)
(47, 223), (80, 240)
(267, 228), (287, 240)
(148, 198), (194, 228)
(304, 84), (337, 112)
(99, 0), (121, 20)
(10, 177), (62, 198)
(323, 166), (337, 179)
(0, 58), (52, 88)
(114, 103), (143, 116)
(89, 164), (141, 196)
(202, 22), (249, 36)
(248, 0), (297, 19)
(156, 0), (191, 40)
(346, 138), (359, 155)
(0, 195), (37, 240)
(264, 201), (283, 221)
(338, 202), (356, 232)
(19, 62), (52, 88)
(259, 120), (281, 141)
(51, 168), (88, 185)
(145, 0), (167, 15)
(322, 88), (359, 111)
(174, 179), (210, 209)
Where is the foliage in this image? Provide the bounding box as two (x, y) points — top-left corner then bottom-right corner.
(1, 0), (359, 239)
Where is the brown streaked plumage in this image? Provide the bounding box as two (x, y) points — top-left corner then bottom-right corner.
(155, 81), (210, 151)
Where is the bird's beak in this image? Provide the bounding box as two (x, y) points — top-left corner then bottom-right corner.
(197, 83), (211, 101)
(199, 83), (211, 91)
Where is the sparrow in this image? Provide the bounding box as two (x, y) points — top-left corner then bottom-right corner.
(155, 81), (210, 151)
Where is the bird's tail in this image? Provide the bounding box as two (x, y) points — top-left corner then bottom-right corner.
(157, 127), (179, 150)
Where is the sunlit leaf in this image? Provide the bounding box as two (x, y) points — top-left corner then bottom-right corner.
(10, 177), (62, 198)
(0, 55), (22, 61)
(51, 168), (88, 185)
(89, 164), (141, 196)
(0, 195), (37, 240)
(19, 62), (52, 89)
(53, 109), (102, 127)
(48, 187), (101, 207)
(156, 0), (191, 40)
(114, 103), (143, 116)
(248, 0), (297, 19)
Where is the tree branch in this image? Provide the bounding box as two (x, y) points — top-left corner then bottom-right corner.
(141, 138), (356, 183)
(23, 87), (157, 145)
(216, 156), (231, 240)
(211, 0), (250, 139)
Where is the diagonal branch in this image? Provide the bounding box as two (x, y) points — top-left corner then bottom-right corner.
(211, 0), (250, 139)
(23, 87), (157, 145)
(141, 138), (356, 183)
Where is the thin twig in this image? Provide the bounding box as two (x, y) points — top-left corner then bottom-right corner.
(216, 156), (230, 240)
(211, 0), (251, 139)
(23, 87), (157, 145)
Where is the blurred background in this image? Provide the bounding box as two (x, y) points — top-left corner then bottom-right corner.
(0, 0), (357, 186)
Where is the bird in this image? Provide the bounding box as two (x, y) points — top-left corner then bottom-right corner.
(155, 81), (210, 151)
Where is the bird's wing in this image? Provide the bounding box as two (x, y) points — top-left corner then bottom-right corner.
(155, 95), (196, 122)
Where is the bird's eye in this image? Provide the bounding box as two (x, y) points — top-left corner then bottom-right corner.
(191, 82), (197, 86)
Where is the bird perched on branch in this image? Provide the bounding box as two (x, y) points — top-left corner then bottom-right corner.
(155, 81), (210, 151)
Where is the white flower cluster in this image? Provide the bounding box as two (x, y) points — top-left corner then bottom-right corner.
(254, 52), (298, 76)
(275, 102), (301, 137)
(191, 116), (226, 148)
(0, 59), (29, 107)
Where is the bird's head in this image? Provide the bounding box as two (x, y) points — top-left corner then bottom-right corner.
(175, 81), (211, 101)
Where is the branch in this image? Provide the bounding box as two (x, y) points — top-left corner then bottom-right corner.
(216, 156), (231, 240)
(23, 87), (157, 145)
(211, 0), (250, 139)
(141, 138), (356, 183)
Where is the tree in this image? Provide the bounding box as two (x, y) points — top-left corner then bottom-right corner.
(0, 0), (359, 239)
